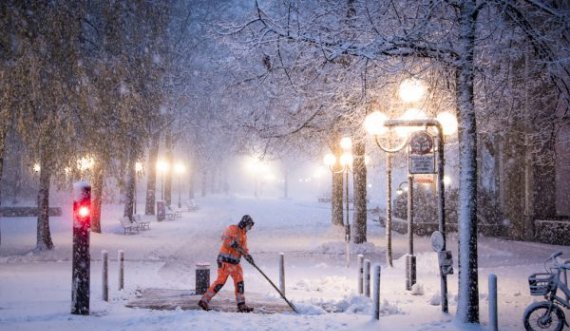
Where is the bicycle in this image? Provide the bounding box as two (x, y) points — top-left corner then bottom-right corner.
(524, 251), (570, 331)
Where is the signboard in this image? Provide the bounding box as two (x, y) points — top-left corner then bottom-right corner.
(410, 131), (434, 155)
(431, 231), (444, 252)
(409, 154), (435, 174)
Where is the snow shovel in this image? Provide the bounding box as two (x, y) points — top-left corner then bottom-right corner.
(237, 247), (298, 313)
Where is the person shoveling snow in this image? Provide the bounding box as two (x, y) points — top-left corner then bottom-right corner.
(198, 215), (255, 313)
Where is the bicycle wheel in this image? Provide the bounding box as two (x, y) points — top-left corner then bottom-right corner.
(523, 301), (566, 331)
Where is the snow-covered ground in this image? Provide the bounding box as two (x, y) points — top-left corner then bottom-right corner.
(1, 194), (568, 330)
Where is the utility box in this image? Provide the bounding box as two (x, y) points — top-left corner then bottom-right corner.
(195, 263), (211, 295)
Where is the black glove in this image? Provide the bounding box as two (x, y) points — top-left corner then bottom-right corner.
(244, 254), (254, 264)
(230, 240), (239, 248)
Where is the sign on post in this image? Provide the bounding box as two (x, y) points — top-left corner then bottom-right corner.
(409, 131), (436, 175)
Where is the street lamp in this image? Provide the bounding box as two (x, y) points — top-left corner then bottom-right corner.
(156, 159), (170, 200)
(364, 78), (458, 312)
(174, 162), (186, 208)
(324, 136), (353, 267)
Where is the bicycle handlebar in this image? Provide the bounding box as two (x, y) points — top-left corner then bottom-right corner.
(548, 251), (563, 261)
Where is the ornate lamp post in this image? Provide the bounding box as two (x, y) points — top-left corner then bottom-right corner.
(156, 160), (170, 201)
(364, 78), (457, 312)
(324, 136), (354, 267)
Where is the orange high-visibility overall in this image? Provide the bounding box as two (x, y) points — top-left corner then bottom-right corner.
(201, 224), (249, 305)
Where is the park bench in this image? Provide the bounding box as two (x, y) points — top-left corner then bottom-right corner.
(185, 200), (199, 212)
(165, 206), (181, 220)
(119, 216), (140, 234)
(132, 214), (151, 230)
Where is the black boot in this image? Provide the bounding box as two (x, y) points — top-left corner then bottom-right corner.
(237, 302), (254, 313)
(198, 299), (211, 311)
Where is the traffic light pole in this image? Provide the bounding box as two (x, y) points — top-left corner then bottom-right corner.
(71, 181), (91, 315)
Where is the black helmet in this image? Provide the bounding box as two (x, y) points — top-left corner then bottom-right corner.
(238, 215), (254, 230)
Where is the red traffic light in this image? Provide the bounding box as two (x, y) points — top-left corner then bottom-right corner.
(78, 206), (90, 218)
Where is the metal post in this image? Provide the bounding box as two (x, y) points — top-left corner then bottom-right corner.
(489, 273), (498, 331)
(364, 259), (371, 297)
(345, 169), (351, 267)
(134, 176), (137, 215)
(357, 254), (364, 295)
(386, 154), (393, 267)
(118, 250), (124, 291)
(372, 265), (381, 320)
(279, 253), (285, 296)
(408, 175), (414, 255)
(406, 175), (417, 290)
(102, 250), (108, 302)
(71, 182), (91, 315)
(436, 125), (448, 313)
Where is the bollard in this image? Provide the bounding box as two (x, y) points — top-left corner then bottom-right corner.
(279, 253), (285, 296)
(364, 259), (371, 297)
(102, 250), (108, 302)
(406, 254), (417, 290)
(489, 273), (498, 331)
(372, 264), (381, 320)
(195, 263), (211, 295)
(118, 250), (124, 291)
(357, 254), (364, 295)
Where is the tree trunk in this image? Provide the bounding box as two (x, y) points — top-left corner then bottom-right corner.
(352, 137), (367, 243)
(164, 128), (173, 206)
(91, 159), (105, 233)
(0, 128), (6, 247)
(12, 152), (22, 204)
(123, 153), (136, 218)
(145, 131), (160, 215)
(36, 157), (53, 251)
(455, 0), (479, 323)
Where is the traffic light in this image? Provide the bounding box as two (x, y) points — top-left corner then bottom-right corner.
(73, 183), (91, 228)
(71, 181), (91, 315)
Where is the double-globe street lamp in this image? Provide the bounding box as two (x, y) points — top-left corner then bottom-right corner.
(364, 78), (457, 313)
(324, 136), (353, 267)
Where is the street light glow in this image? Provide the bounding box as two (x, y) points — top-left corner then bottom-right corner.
(364, 111), (388, 135)
(174, 163), (186, 174)
(437, 112), (458, 136)
(340, 137), (352, 151)
(396, 108), (428, 137)
(443, 175), (452, 186)
(156, 160), (169, 174)
(135, 162), (143, 173)
(399, 78), (426, 103)
(340, 153), (353, 167)
(77, 156), (94, 171)
(323, 153), (336, 167)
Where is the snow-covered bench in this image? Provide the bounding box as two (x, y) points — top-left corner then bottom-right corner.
(185, 200), (199, 212)
(165, 206), (181, 220)
(119, 216), (139, 234)
(132, 214), (151, 230)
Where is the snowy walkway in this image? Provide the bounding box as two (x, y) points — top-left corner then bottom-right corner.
(0, 194), (569, 330)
